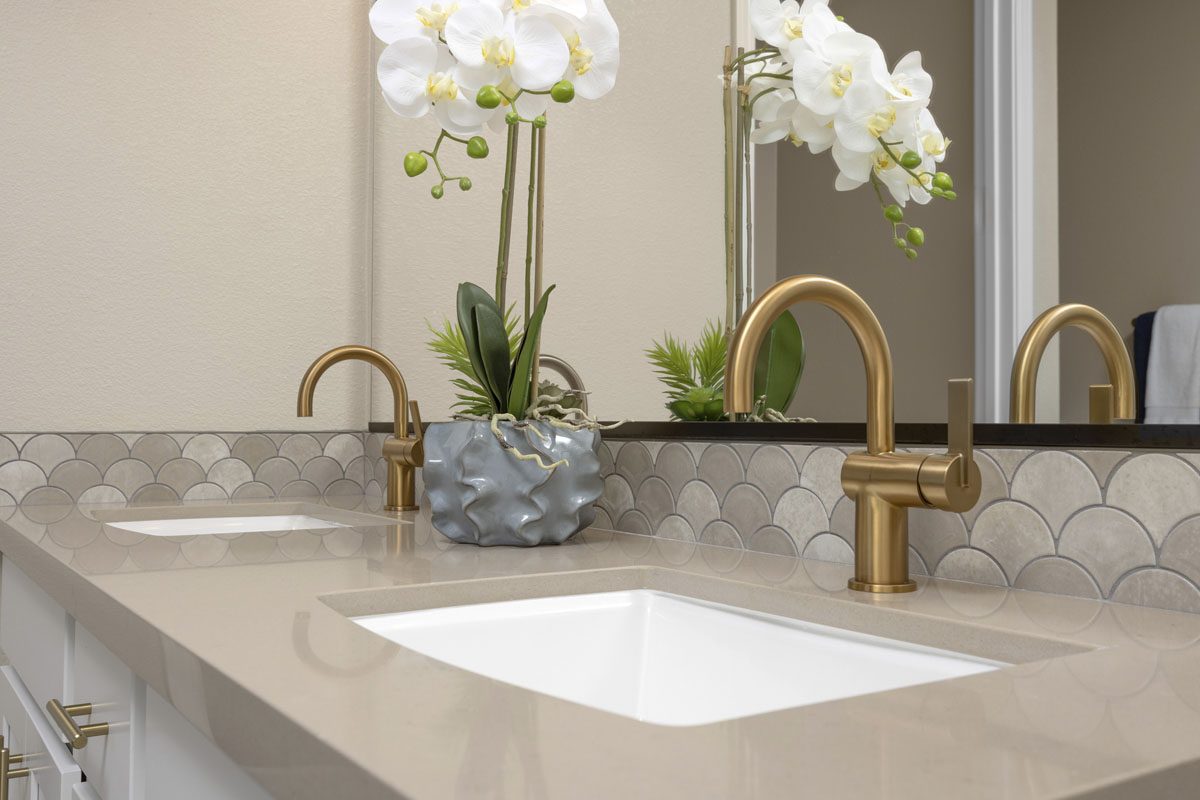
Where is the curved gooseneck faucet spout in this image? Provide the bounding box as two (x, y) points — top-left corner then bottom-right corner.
(1010, 303), (1136, 424)
(727, 275), (981, 593)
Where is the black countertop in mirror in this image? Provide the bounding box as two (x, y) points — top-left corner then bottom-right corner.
(369, 421), (1200, 450)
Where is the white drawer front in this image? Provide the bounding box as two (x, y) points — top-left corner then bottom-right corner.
(0, 667), (82, 800)
(71, 626), (138, 800)
(0, 560), (72, 711)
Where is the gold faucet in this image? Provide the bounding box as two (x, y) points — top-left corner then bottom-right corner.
(1010, 303), (1136, 424)
(297, 346), (424, 511)
(727, 276), (981, 594)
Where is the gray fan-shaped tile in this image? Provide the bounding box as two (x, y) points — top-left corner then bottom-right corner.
(232, 482), (275, 501)
(962, 452), (1007, 527)
(157, 458), (206, 497)
(129, 484), (180, 506)
(986, 448), (1034, 483)
(721, 484), (772, 538)
(745, 446), (800, 508)
(773, 487), (829, 552)
(6, 434), (32, 450)
(802, 532), (853, 565)
(20, 435), (76, 475)
(180, 434), (230, 472)
(747, 525), (798, 557)
(969, 501), (1054, 583)
(0, 491), (14, 512)
(1070, 450), (1131, 488)
(1059, 507), (1155, 596)
(655, 515), (695, 542)
(935, 548), (1007, 587)
(299, 456), (343, 492)
(909, 548), (928, 577)
(324, 479), (363, 508)
(78, 486), (126, 505)
(183, 483), (230, 502)
(699, 519), (744, 550)
(20, 485), (73, 510)
(617, 509), (653, 536)
(322, 527), (365, 557)
(782, 445), (816, 473)
(279, 480), (321, 499)
(76, 434), (130, 474)
(47, 460), (98, 500)
(254, 457), (301, 494)
(697, 444), (745, 502)
(614, 441), (654, 489)
(676, 480), (720, 535)
(130, 434), (182, 472)
(654, 442), (696, 495)
(600, 474), (634, 519)
(1015, 557), (1102, 599)
(596, 441), (614, 475)
(799, 447), (846, 514)
(1, 461), (48, 502)
(181, 536), (230, 567)
(1108, 454), (1200, 546)
(324, 433), (365, 470)
(104, 459), (156, 498)
(0, 436), (17, 465)
(909, 507), (969, 568)
(1111, 569), (1200, 614)
(279, 434), (323, 470)
(642, 442), (665, 460)
(1162, 517), (1200, 590)
(591, 506), (614, 530)
(1011, 451), (1101, 535)
(206, 458), (254, 494)
(47, 511), (101, 549)
(830, 496), (854, 541)
(231, 434), (278, 471)
(63, 434), (87, 447)
(344, 456), (373, 488)
(634, 476), (675, 528)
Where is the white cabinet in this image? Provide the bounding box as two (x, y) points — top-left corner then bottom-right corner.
(0, 559), (275, 800)
(0, 667), (82, 800)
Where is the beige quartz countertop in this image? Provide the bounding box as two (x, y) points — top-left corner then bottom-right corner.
(2, 496), (1200, 799)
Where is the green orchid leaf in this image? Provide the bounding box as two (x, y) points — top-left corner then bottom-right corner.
(507, 285), (556, 417)
(753, 312), (806, 414)
(455, 282), (506, 412)
(472, 302), (512, 413)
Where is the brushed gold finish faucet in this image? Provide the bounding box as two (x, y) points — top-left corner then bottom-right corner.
(298, 345), (424, 511)
(727, 276), (981, 594)
(1010, 303), (1135, 424)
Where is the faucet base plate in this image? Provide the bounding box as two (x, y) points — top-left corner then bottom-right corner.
(847, 579), (917, 594)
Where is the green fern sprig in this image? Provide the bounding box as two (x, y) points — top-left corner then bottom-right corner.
(426, 309), (521, 416)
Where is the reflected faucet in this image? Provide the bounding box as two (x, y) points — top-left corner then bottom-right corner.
(727, 276), (981, 594)
(1010, 304), (1135, 424)
(297, 346), (424, 511)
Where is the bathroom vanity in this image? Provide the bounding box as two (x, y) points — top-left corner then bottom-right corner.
(0, 496), (1199, 799)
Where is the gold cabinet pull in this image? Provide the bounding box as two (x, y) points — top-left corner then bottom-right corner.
(45, 699), (108, 749)
(0, 736), (30, 800)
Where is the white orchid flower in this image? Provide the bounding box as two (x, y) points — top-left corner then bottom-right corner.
(370, 0), (469, 44)
(749, 90), (798, 144)
(445, 3), (569, 92)
(508, 0), (588, 23)
(749, 0), (841, 51)
(888, 51), (932, 106)
(377, 36), (494, 135)
(560, 0), (619, 99)
(790, 31), (890, 118)
(916, 108), (951, 162)
(834, 70), (923, 153)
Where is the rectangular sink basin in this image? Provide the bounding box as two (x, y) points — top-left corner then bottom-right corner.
(353, 589), (1005, 726)
(105, 514), (352, 537)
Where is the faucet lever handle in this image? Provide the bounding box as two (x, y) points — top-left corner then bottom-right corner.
(947, 378), (974, 488)
(408, 400), (424, 442)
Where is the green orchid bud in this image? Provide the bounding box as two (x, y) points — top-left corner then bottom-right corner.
(930, 187), (945, 197)
(895, 238), (907, 249)
(933, 172), (954, 191)
(403, 152), (428, 178)
(550, 80), (575, 103)
(943, 190), (957, 201)
(458, 177), (472, 191)
(466, 136), (489, 159)
(905, 249), (919, 260)
(431, 185), (444, 199)
(505, 111), (519, 125)
(906, 227), (925, 247)
(533, 115), (547, 128)
(899, 150), (922, 169)
(883, 204), (904, 222)
(476, 85), (502, 109)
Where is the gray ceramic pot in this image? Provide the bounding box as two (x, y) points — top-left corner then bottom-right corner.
(423, 420), (603, 546)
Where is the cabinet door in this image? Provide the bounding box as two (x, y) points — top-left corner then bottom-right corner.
(144, 687), (274, 800)
(70, 784), (101, 800)
(71, 626), (139, 800)
(0, 667), (82, 800)
(0, 560), (73, 713)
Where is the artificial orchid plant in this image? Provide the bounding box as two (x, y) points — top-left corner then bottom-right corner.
(370, 0), (618, 423)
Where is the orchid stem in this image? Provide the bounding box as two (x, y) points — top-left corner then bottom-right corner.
(495, 124), (520, 307)
(523, 121), (539, 325)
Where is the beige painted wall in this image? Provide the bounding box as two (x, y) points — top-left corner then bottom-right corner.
(1058, 0), (1199, 422)
(370, 1), (729, 423)
(0, 0), (372, 431)
(774, 0), (975, 423)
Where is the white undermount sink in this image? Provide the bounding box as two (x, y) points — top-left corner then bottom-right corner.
(353, 590), (1005, 726)
(104, 514), (352, 537)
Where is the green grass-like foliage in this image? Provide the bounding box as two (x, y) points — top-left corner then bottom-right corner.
(426, 304), (521, 417)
